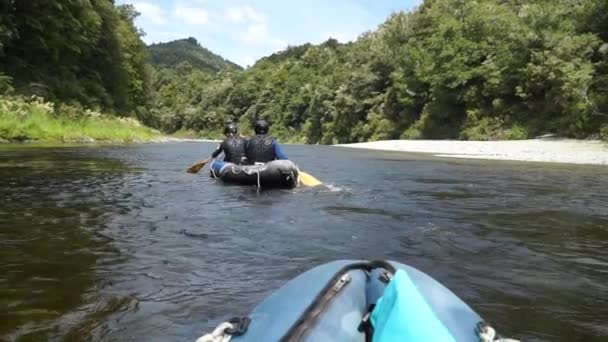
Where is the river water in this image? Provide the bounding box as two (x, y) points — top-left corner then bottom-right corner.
(1, 142), (607, 341)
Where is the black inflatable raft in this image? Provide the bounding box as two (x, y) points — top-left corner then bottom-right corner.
(210, 159), (299, 188)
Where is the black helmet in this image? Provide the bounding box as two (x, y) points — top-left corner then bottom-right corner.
(224, 123), (238, 136)
(253, 120), (269, 134)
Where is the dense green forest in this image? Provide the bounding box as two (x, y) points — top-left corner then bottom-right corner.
(0, 0), (149, 116)
(151, 0), (608, 142)
(1, 0), (607, 143)
(148, 38), (241, 73)
(0, 0), (158, 142)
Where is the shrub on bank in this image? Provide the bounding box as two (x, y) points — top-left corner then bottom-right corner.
(600, 125), (608, 141)
(0, 96), (160, 143)
(172, 128), (223, 140)
(459, 110), (529, 141)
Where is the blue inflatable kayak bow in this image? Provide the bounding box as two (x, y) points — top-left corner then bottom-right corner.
(196, 259), (519, 342)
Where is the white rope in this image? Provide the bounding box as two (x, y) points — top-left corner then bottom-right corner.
(195, 322), (234, 342)
(214, 160), (297, 188)
(219, 163), (262, 188)
(478, 323), (520, 342)
(478, 324), (496, 342)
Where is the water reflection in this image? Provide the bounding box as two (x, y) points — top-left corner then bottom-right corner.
(0, 143), (607, 341)
(0, 147), (135, 340)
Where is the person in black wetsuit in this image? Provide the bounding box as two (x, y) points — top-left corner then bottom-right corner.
(245, 120), (288, 164)
(211, 123), (247, 164)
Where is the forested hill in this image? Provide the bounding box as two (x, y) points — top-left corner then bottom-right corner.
(1, 0), (607, 143)
(148, 38), (241, 73)
(154, 0), (608, 143)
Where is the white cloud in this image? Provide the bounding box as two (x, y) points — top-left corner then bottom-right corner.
(241, 23), (268, 44)
(174, 3), (210, 25)
(240, 23), (286, 49)
(225, 5), (264, 23)
(132, 1), (166, 25)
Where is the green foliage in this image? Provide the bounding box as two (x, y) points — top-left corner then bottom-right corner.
(401, 112), (428, 140)
(148, 38), (241, 72)
(0, 0), (151, 115)
(2, 0), (606, 143)
(145, 0), (608, 143)
(600, 125), (608, 141)
(0, 96), (159, 143)
(0, 74), (13, 94)
(460, 110), (529, 140)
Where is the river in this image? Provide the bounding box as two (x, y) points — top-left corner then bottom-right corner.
(1, 142), (607, 341)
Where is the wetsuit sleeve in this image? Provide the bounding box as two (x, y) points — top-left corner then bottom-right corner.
(211, 144), (223, 158)
(272, 140), (288, 160)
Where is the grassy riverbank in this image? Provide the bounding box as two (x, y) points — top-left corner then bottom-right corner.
(0, 96), (161, 143)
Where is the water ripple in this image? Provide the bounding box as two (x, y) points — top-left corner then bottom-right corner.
(1, 144), (607, 341)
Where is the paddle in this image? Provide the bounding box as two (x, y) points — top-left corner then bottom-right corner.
(186, 157), (211, 174)
(298, 171), (322, 187)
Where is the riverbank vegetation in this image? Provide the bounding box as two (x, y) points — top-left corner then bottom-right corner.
(0, 0), (157, 143)
(1, 0), (607, 144)
(151, 0), (608, 143)
(0, 95), (159, 143)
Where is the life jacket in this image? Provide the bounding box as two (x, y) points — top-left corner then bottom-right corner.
(245, 134), (276, 164)
(221, 136), (247, 164)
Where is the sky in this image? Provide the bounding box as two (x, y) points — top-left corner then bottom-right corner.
(116, 0), (422, 67)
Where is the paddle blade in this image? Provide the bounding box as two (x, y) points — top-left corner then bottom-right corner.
(187, 160), (208, 174)
(299, 171), (322, 187)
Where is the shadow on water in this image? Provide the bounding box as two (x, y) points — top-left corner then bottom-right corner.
(0, 147), (138, 340)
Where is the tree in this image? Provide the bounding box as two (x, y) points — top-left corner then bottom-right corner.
(0, 0), (152, 117)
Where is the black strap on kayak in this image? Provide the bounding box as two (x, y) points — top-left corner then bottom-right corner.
(357, 304), (376, 342)
(279, 259), (396, 342)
